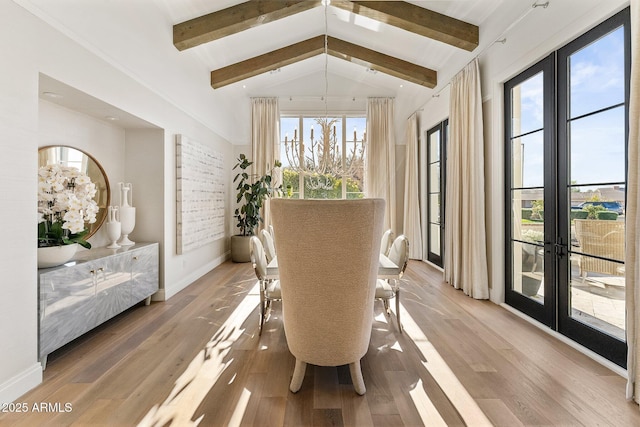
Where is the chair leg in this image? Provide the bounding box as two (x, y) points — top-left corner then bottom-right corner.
(258, 286), (266, 336)
(382, 299), (391, 317)
(258, 300), (265, 336)
(265, 299), (272, 320)
(395, 290), (402, 334)
(349, 360), (366, 395)
(290, 359), (307, 393)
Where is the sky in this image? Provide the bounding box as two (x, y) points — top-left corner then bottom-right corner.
(514, 26), (626, 190)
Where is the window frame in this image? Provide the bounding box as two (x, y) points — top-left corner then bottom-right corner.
(424, 119), (448, 267)
(280, 114), (366, 200)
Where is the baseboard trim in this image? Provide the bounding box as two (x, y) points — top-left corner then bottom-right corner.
(500, 303), (627, 378)
(420, 259), (444, 273)
(0, 363), (42, 404)
(160, 251), (230, 301)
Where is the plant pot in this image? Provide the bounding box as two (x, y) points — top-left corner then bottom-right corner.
(230, 235), (252, 263)
(38, 243), (78, 269)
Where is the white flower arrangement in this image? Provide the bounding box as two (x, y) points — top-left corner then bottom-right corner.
(38, 164), (99, 248)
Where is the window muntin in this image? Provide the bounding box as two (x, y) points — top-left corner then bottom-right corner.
(280, 115), (366, 199)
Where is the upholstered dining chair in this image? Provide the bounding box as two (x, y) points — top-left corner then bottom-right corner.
(271, 198), (385, 395)
(380, 229), (394, 256)
(375, 235), (409, 333)
(250, 236), (281, 336)
(260, 228), (277, 263)
(268, 224), (275, 244)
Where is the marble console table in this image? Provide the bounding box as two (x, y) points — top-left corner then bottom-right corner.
(37, 242), (159, 369)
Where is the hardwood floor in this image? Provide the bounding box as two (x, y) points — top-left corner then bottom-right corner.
(2, 260), (639, 426)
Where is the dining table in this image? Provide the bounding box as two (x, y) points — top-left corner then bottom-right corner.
(265, 253), (401, 280)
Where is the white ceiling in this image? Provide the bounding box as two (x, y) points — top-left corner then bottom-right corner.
(26, 0), (515, 143)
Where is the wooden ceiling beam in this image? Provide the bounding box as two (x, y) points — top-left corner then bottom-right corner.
(174, 0), (322, 51)
(326, 36), (437, 88)
(210, 36), (325, 89)
(330, 1), (479, 51)
(210, 36), (437, 89)
(175, 1), (478, 52)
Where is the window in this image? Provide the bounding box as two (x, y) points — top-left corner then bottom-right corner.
(423, 120), (448, 267)
(280, 115), (366, 199)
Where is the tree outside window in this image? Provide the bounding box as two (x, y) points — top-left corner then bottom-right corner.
(280, 115), (366, 199)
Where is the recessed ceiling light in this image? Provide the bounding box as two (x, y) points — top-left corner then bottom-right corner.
(105, 116), (119, 121)
(242, 85), (247, 89)
(399, 84), (404, 88)
(42, 91), (63, 99)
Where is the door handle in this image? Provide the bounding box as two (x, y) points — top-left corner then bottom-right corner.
(554, 241), (568, 257)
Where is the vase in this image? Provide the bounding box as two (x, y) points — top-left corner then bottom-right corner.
(118, 182), (136, 246)
(106, 206), (121, 249)
(38, 243), (78, 269)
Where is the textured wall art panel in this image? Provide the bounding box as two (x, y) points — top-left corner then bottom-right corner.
(176, 135), (225, 254)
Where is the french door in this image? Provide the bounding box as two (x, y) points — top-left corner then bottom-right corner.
(505, 8), (630, 367)
(425, 120), (447, 267)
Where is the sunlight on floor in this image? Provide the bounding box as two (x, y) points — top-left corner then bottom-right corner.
(228, 388), (252, 427)
(137, 280), (260, 427)
(408, 378), (448, 427)
(136, 279), (493, 427)
(400, 302), (494, 427)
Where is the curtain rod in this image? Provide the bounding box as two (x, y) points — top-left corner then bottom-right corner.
(279, 96), (366, 101)
(429, 1), (550, 99)
(475, 1), (550, 61)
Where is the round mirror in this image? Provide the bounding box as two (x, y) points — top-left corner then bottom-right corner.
(38, 145), (110, 239)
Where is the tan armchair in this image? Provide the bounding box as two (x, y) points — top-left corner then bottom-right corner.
(375, 235), (409, 332)
(574, 219), (625, 280)
(250, 236), (281, 336)
(271, 198), (385, 395)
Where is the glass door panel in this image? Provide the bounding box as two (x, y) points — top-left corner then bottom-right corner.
(429, 224), (441, 257)
(506, 62), (552, 323)
(568, 28), (625, 118)
(563, 36), (627, 341)
(556, 10), (628, 367)
(425, 122), (446, 267)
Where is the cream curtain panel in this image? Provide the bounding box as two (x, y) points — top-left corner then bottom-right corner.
(443, 59), (489, 299)
(251, 97), (281, 230)
(403, 113), (423, 260)
(365, 98), (397, 232)
(626, 0), (640, 404)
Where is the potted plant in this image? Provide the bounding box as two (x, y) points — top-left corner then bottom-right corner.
(37, 164), (99, 268)
(231, 154), (281, 262)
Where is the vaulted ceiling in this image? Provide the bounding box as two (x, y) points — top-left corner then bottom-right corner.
(172, 1), (480, 90)
(24, 0), (512, 143)
(165, 0), (504, 102)
(158, 0), (509, 127)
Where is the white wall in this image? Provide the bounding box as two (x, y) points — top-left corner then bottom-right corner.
(0, 0), (234, 402)
(124, 129), (166, 291)
(0, 0), (41, 402)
